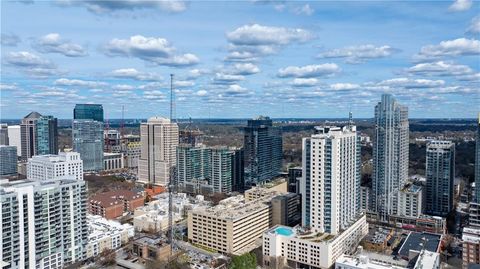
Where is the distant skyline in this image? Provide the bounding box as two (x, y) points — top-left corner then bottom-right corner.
(1, 0), (479, 119)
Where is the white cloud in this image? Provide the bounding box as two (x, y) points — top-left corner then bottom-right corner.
(0, 83), (19, 91)
(414, 38), (480, 61)
(406, 61), (475, 77)
(1, 33), (21, 47)
(226, 24), (313, 61)
(196, 90), (208, 96)
(449, 0), (472, 12)
(231, 63), (260, 75)
(60, 0), (187, 14)
(278, 63), (340, 78)
(111, 68), (162, 81)
(223, 84), (252, 96)
(290, 78), (318, 87)
(467, 16), (480, 34)
(318, 45), (396, 64)
(54, 78), (107, 87)
(376, 77), (445, 88)
(4, 51), (64, 78)
(330, 83), (360, 91)
(293, 4), (314, 16)
(187, 68), (209, 79)
(34, 33), (87, 57)
(174, 80), (195, 87)
(112, 84), (135, 91)
(213, 73), (245, 84)
(104, 35), (199, 67)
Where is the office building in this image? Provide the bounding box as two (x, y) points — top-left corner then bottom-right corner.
(398, 184), (423, 218)
(271, 192), (301, 226)
(20, 111), (42, 160)
(7, 125), (21, 157)
(425, 141), (455, 217)
(89, 190), (144, 219)
(138, 117), (179, 186)
(243, 116), (282, 185)
(300, 125), (361, 233)
(0, 178), (87, 268)
(0, 124), (8, 145)
(27, 152), (83, 181)
(103, 152), (124, 171)
(372, 94), (409, 220)
(36, 115), (58, 155)
(74, 104), (104, 122)
(288, 167), (302, 193)
(232, 148), (245, 192)
(73, 120), (104, 171)
(126, 141), (141, 169)
(462, 227), (480, 268)
(0, 146), (17, 176)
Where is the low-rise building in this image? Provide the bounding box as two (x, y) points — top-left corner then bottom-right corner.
(398, 232), (441, 261)
(263, 215), (368, 269)
(86, 215), (134, 258)
(89, 190), (144, 219)
(132, 235), (171, 262)
(463, 226), (480, 268)
(27, 152), (83, 181)
(103, 152), (124, 171)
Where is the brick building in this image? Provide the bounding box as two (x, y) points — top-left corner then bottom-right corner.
(89, 190), (144, 219)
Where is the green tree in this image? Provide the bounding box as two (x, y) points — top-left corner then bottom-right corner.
(229, 253), (257, 269)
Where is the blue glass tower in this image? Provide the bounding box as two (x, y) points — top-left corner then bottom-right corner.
(74, 104), (104, 122)
(36, 115), (58, 155)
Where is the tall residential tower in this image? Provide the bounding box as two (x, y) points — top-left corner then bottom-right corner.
(372, 94), (409, 220)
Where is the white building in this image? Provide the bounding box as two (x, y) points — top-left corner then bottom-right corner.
(0, 178), (87, 269)
(301, 125), (360, 234)
(86, 215), (134, 259)
(7, 125), (21, 156)
(398, 184), (423, 218)
(27, 152), (83, 181)
(138, 117), (179, 186)
(263, 216), (368, 269)
(335, 249), (439, 269)
(103, 152), (124, 171)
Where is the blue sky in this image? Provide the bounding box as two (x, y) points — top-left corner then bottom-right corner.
(1, 0), (479, 119)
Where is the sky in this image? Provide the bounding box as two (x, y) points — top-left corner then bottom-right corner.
(1, 0), (479, 119)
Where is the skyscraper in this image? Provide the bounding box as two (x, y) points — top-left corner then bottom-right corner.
(73, 120), (104, 171)
(138, 117), (179, 186)
(7, 125), (21, 157)
(425, 140), (455, 217)
(0, 124), (9, 145)
(176, 145), (211, 186)
(0, 145), (17, 176)
(300, 125), (361, 234)
(72, 104), (104, 171)
(372, 94), (409, 220)
(476, 113), (480, 202)
(74, 104), (104, 122)
(20, 111), (42, 160)
(36, 115), (58, 155)
(243, 116), (282, 186)
(0, 178), (87, 268)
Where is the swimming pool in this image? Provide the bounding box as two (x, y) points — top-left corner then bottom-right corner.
(275, 227), (294, 236)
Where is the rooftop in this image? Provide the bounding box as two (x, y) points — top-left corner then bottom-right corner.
(90, 190), (143, 207)
(398, 232), (441, 258)
(87, 214), (133, 242)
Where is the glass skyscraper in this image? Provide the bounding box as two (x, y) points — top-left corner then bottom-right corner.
(36, 115), (58, 155)
(372, 94), (409, 220)
(72, 120), (104, 171)
(74, 104), (104, 122)
(243, 116), (282, 186)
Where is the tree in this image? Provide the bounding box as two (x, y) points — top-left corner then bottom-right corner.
(229, 253), (257, 269)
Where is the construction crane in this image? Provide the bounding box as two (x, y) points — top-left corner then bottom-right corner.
(168, 74), (176, 256)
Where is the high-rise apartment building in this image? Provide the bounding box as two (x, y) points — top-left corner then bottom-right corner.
(7, 125), (21, 157)
(27, 152), (83, 181)
(372, 94), (409, 220)
(36, 115), (58, 155)
(20, 111), (42, 160)
(300, 125), (361, 234)
(425, 140), (455, 217)
(0, 178), (88, 268)
(398, 184), (423, 218)
(243, 116), (282, 186)
(176, 145), (244, 193)
(476, 113), (480, 201)
(0, 124), (9, 145)
(72, 120), (104, 171)
(74, 104), (104, 122)
(0, 145), (17, 176)
(138, 117), (179, 186)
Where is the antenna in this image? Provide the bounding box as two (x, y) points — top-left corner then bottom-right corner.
(168, 73), (176, 256)
(121, 105), (125, 138)
(170, 74), (175, 122)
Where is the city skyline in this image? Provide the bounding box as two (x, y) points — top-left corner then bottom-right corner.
(1, 1), (479, 119)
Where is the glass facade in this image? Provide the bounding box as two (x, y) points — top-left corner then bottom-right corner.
(72, 120), (104, 171)
(73, 104), (104, 122)
(243, 116), (282, 186)
(36, 115), (58, 155)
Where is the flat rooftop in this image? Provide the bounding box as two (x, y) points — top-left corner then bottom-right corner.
(398, 232), (441, 258)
